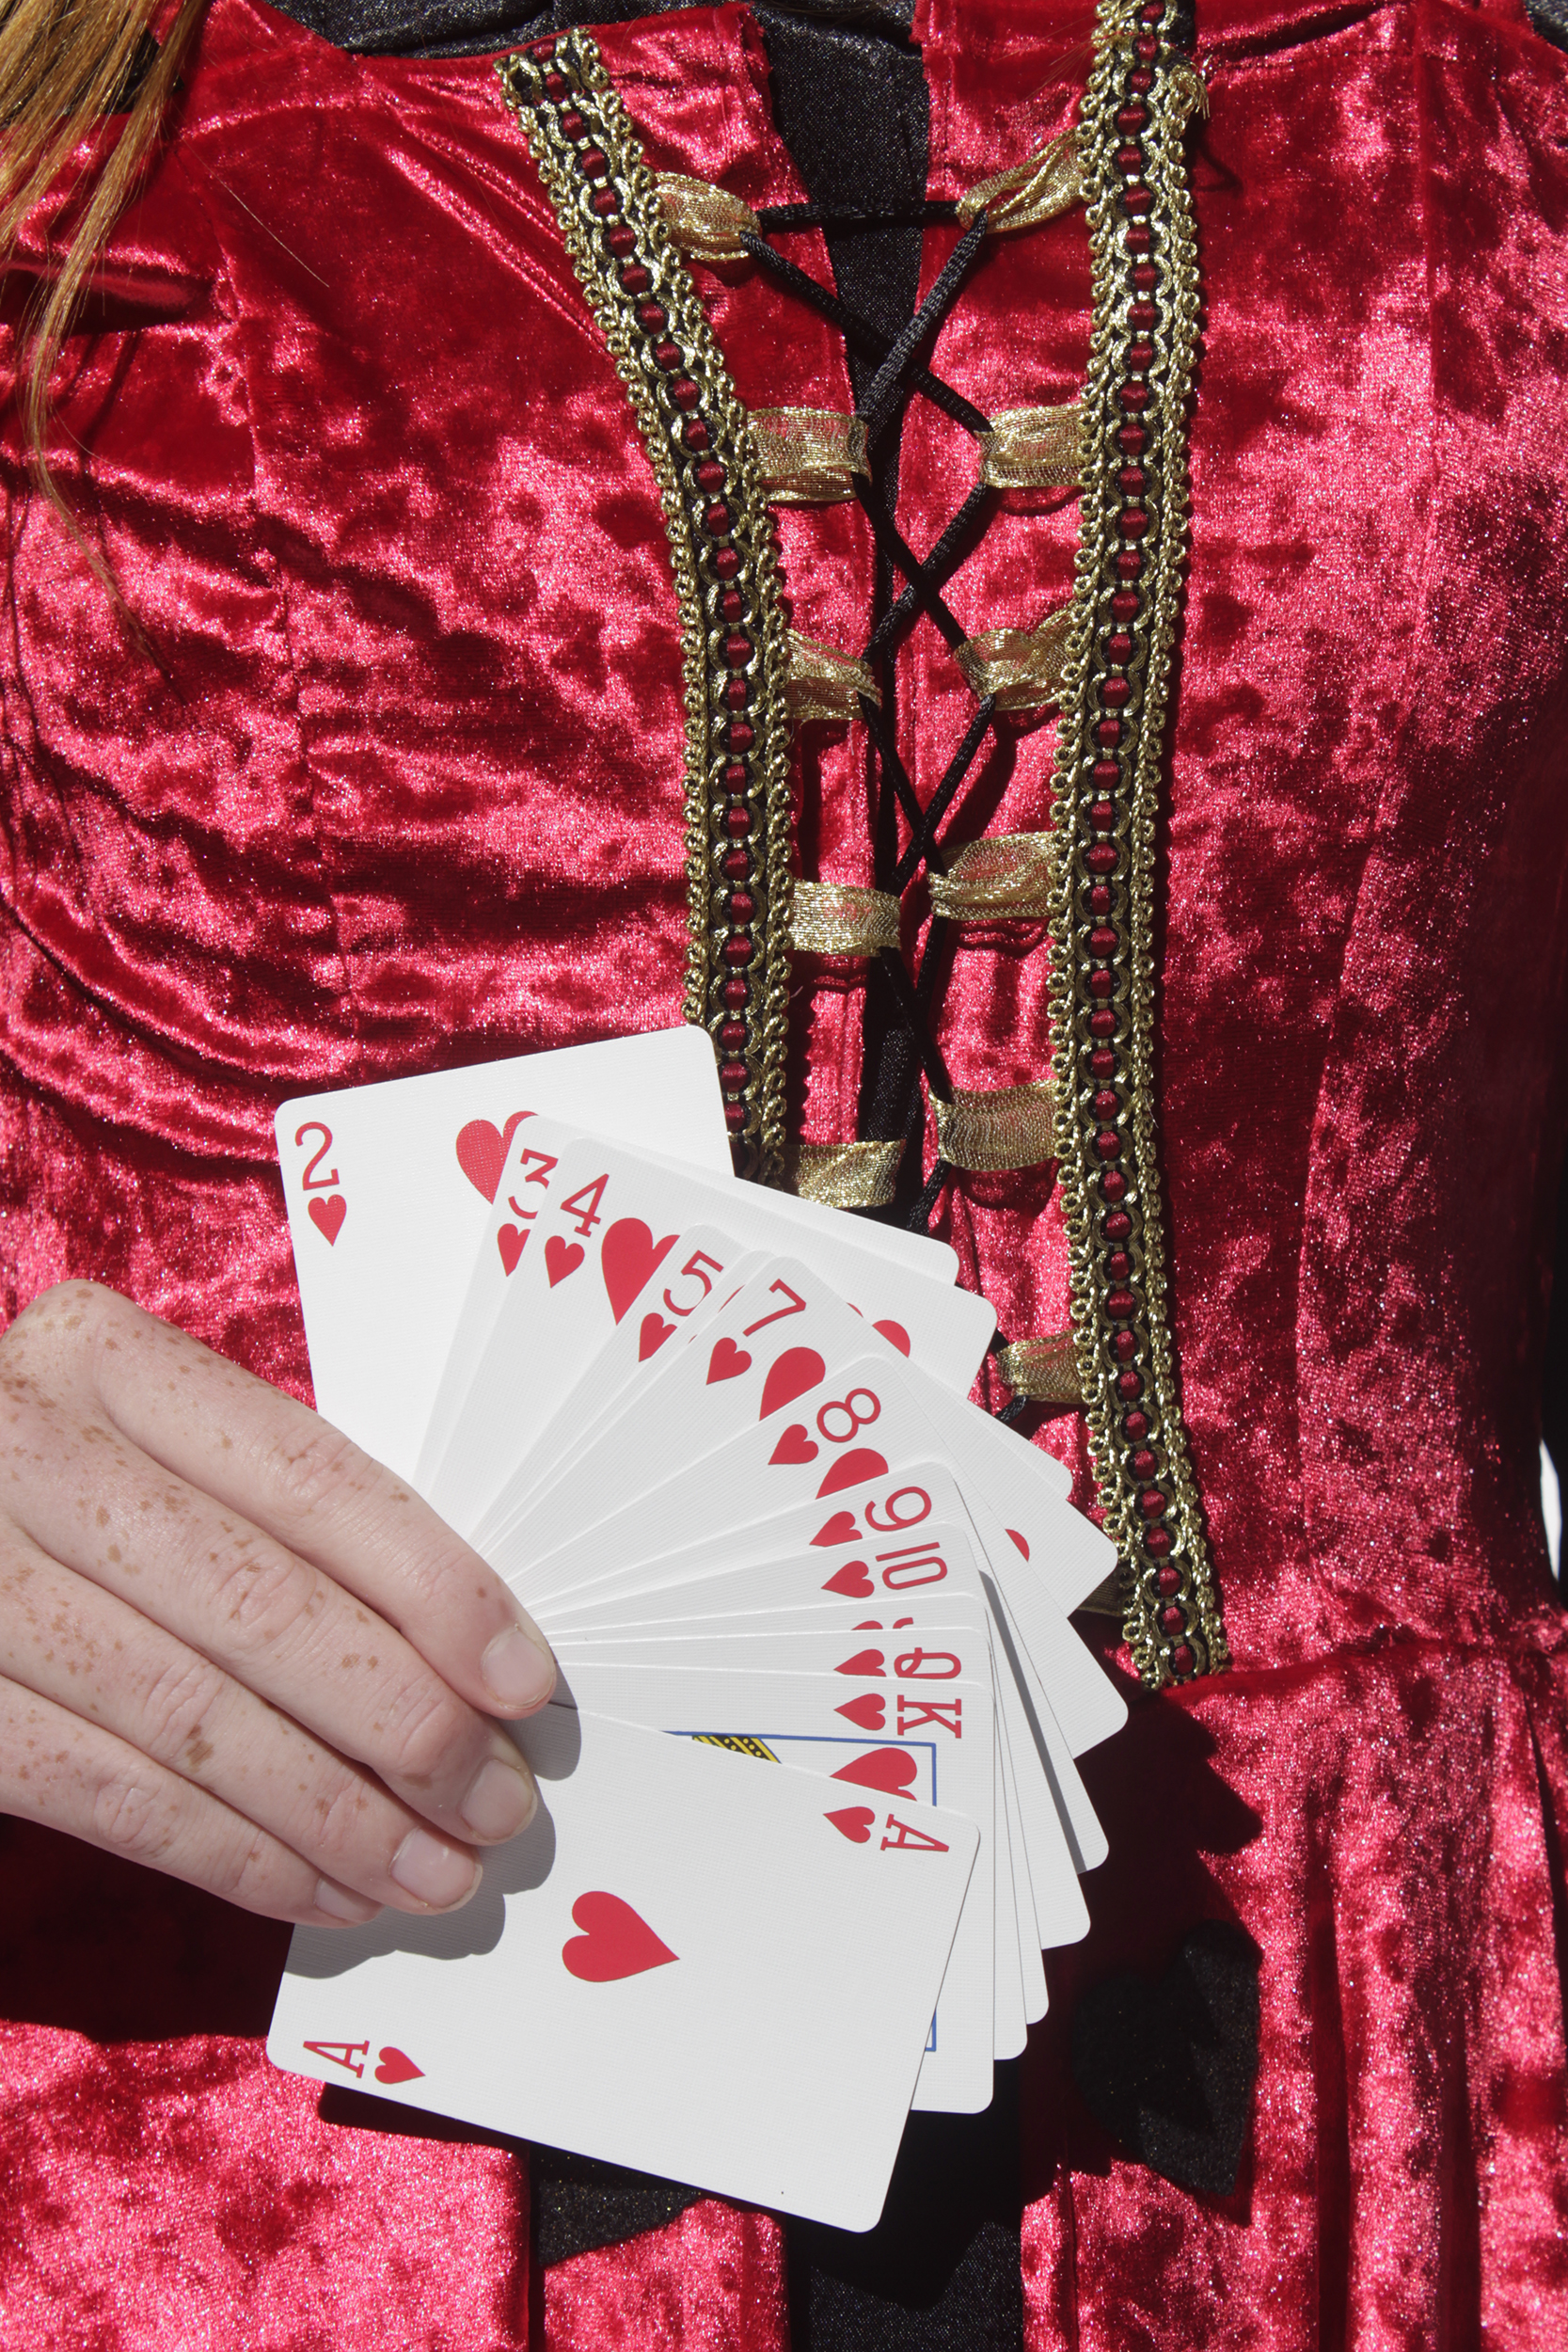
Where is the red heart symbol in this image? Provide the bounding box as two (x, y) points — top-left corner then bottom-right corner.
(816, 1446), (888, 1496)
(769, 1422), (818, 1466)
(455, 1111), (531, 1203)
(758, 1346), (826, 1422)
(707, 1337), (752, 1384)
(836, 1692), (886, 1731)
(835, 1647), (885, 1677)
(308, 1195), (346, 1246)
(1007, 1528), (1030, 1559)
(812, 1511), (861, 1548)
(639, 1311), (674, 1360)
(832, 1746), (918, 1796)
(497, 1224), (528, 1276)
(826, 1805), (875, 1843)
(874, 1319), (911, 1358)
(373, 2046), (424, 2085)
(601, 1220), (679, 1325)
(821, 1559), (874, 1597)
(562, 1891), (678, 1983)
(546, 1235), (585, 1287)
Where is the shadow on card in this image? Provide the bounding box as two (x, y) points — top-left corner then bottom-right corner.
(285, 1707), (585, 1977)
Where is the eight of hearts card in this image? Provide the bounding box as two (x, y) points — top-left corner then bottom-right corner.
(270, 1037), (1125, 2230)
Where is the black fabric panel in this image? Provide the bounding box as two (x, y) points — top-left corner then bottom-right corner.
(787, 2067), (1023, 2352)
(1069, 1923), (1261, 2197)
(751, 9), (936, 1214)
(1528, 0), (1568, 51)
(1544, 1151), (1568, 1589)
(531, 2146), (704, 2266)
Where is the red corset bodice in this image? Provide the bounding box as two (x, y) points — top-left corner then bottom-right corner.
(2, 0), (1566, 2343)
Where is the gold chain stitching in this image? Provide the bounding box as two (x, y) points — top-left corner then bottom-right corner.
(499, 39), (794, 1183)
(1048, 0), (1228, 1687)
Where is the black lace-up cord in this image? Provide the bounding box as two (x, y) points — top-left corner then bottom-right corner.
(851, 476), (970, 651)
(755, 199), (961, 230)
(741, 215), (1012, 1245)
(859, 691), (946, 876)
(745, 214), (1035, 1285)
(737, 231), (990, 436)
(859, 212), (989, 448)
(893, 695), (996, 893)
(866, 479), (992, 663)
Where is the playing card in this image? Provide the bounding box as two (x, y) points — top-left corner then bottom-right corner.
(268, 1707), (976, 2230)
(495, 1340), (1120, 1799)
(424, 1146), (995, 1534)
(277, 1027), (732, 1478)
(556, 1662), (996, 2108)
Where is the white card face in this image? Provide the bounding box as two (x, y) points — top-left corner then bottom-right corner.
(488, 1445), (1092, 1948)
(429, 1152), (994, 1538)
(502, 1343), (1121, 1779)
(276, 1028), (732, 1478)
(418, 1126), (753, 1524)
(547, 1521), (989, 1640)
(268, 1708), (976, 2231)
(556, 1664), (996, 2109)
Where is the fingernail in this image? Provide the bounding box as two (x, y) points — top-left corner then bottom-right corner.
(313, 1876), (382, 1925)
(390, 1828), (483, 1911)
(460, 1756), (538, 1842)
(482, 1623), (556, 1712)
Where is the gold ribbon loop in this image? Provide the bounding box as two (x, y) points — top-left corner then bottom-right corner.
(787, 629), (881, 725)
(930, 1080), (1059, 1172)
(996, 1331), (1083, 1406)
(927, 833), (1053, 921)
(978, 403), (1082, 491)
(956, 131), (1084, 236)
(752, 408), (870, 505)
(1169, 57), (1211, 128)
(954, 604), (1071, 711)
(655, 172), (760, 263)
(789, 880), (901, 957)
(786, 1138), (905, 1210)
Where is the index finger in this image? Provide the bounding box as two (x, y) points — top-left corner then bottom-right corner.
(48, 1285), (557, 1720)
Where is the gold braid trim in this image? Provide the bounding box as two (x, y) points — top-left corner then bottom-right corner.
(1047, 2), (1227, 1687)
(500, 39), (794, 1184)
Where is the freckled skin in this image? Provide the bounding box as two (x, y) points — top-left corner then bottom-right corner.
(0, 1279), (551, 1921)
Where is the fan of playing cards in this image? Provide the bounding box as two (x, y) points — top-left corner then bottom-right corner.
(267, 1028), (1123, 2233)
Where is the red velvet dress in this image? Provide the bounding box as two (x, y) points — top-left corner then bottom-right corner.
(3, 0), (1567, 2342)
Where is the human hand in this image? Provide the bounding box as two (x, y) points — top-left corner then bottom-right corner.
(0, 1282), (556, 1927)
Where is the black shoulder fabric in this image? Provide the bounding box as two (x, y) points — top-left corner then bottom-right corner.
(1527, 0), (1568, 51)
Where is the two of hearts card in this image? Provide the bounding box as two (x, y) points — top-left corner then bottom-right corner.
(266, 1026), (1125, 2232)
